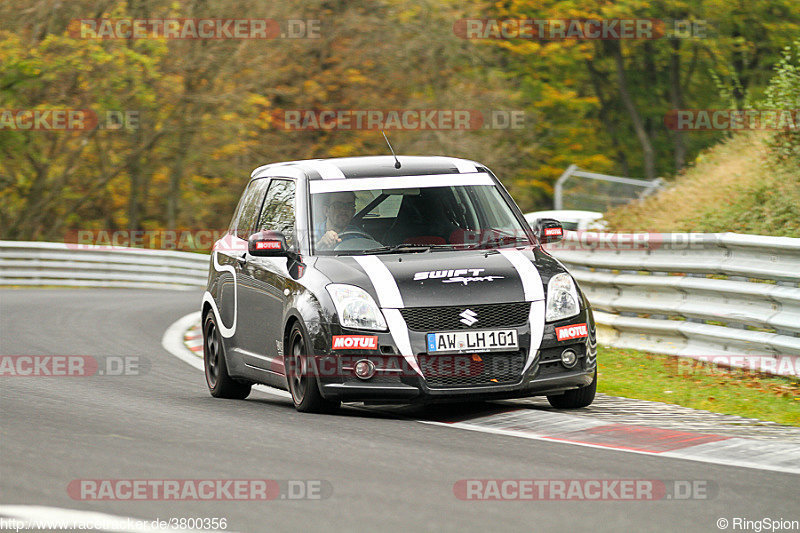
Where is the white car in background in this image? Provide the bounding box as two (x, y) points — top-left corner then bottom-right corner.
(524, 210), (607, 232)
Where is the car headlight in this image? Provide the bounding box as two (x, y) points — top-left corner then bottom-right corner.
(545, 273), (580, 322)
(326, 284), (388, 331)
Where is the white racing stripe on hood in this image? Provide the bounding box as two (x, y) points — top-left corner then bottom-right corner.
(352, 256), (421, 375)
(499, 248), (545, 372)
(353, 255), (404, 308)
(498, 248), (544, 301)
(383, 309), (422, 375)
(525, 300), (546, 372)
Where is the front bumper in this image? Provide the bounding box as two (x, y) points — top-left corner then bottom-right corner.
(319, 366), (595, 403)
(313, 309), (597, 403)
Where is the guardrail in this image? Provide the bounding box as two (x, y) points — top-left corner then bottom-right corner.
(548, 232), (800, 375)
(2, 237), (798, 375)
(0, 241), (208, 290)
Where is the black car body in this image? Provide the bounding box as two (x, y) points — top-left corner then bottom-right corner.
(202, 156), (597, 412)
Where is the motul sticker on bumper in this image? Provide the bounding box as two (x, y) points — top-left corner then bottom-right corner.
(555, 323), (588, 341)
(332, 335), (378, 350)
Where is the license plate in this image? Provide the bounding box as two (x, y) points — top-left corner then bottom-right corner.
(426, 329), (518, 353)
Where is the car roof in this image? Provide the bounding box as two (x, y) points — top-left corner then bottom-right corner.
(250, 155), (487, 180)
(524, 210), (604, 221)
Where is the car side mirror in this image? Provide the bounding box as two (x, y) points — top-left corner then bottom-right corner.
(534, 218), (564, 244)
(248, 230), (292, 257)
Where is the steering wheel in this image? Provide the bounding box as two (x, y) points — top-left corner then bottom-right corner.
(336, 229), (374, 243)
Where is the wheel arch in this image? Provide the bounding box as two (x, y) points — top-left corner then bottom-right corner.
(283, 314), (302, 353)
(202, 300), (213, 321)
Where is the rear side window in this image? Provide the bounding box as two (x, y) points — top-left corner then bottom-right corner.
(257, 179), (296, 248)
(228, 185), (249, 234)
(231, 178), (271, 239)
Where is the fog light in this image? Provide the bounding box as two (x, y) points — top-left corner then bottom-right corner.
(354, 359), (375, 380)
(561, 349), (578, 368)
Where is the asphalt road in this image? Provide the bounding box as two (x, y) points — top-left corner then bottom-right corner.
(1, 288), (798, 532)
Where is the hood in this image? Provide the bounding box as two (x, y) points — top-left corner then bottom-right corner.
(314, 247), (563, 308)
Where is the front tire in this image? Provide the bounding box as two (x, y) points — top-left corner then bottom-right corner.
(286, 323), (340, 413)
(204, 313), (251, 400)
(546, 369), (597, 409)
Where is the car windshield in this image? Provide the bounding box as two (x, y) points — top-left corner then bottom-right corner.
(310, 183), (534, 255)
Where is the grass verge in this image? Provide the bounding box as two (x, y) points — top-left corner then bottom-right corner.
(597, 345), (800, 426)
(604, 131), (800, 237)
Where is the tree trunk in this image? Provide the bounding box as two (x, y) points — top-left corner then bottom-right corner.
(167, 114), (193, 230)
(585, 57), (630, 175)
(128, 127), (144, 230)
(612, 41), (656, 179)
(668, 38), (687, 172)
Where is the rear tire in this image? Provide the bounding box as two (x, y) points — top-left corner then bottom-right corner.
(286, 323), (340, 414)
(204, 313), (251, 400)
(546, 369), (596, 409)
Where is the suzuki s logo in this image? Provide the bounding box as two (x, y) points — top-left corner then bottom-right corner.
(414, 268), (504, 285)
(459, 309), (478, 326)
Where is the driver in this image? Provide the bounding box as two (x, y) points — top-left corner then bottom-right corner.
(316, 191), (357, 250)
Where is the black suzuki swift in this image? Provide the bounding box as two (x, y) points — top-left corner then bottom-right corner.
(202, 156), (597, 413)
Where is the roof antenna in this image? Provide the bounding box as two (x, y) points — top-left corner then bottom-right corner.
(382, 130), (401, 169)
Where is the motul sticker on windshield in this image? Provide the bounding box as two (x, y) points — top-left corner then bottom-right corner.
(555, 323), (588, 341)
(544, 227), (562, 237)
(332, 335), (378, 350)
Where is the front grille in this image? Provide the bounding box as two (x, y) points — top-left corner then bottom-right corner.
(400, 302), (530, 331)
(418, 350), (526, 388)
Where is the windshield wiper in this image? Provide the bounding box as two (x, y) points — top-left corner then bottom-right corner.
(336, 243), (432, 256)
(475, 235), (531, 249)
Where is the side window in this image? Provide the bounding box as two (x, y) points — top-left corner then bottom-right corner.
(257, 179), (296, 248)
(228, 183), (251, 233)
(234, 178), (271, 239)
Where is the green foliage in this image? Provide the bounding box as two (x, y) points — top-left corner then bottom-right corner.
(604, 132), (800, 236)
(759, 40), (800, 162)
(695, 161), (800, 236)
(607, 42), (800, 237)
(0, 0), (798, 239)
